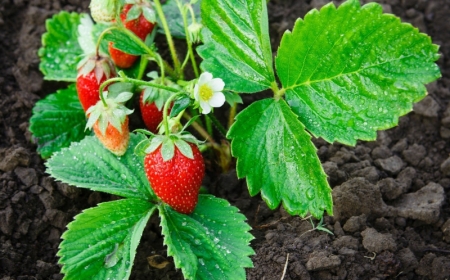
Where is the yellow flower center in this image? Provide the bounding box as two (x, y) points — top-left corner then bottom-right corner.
(199, 84), (213, 101)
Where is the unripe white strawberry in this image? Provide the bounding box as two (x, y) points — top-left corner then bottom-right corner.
(90, 0), (116, 23)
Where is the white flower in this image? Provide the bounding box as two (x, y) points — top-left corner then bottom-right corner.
(193, 72), (225, 114)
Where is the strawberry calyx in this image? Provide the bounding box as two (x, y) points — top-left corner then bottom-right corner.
(86, 91), (134, 135)
(77, 54), (117, 85)
(124, 1), (157, 24)
(136, 130), (202, 162)
(141, 72), (181, 110)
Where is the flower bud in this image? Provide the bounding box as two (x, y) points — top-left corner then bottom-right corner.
(187, 22), (203, 44)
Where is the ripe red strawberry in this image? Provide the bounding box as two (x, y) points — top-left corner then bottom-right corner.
(121, 4), (155, 41)
(139, 91), (174, 133)
(108, 44), (139, 69)
(109, 3), (156, 68)
(76, 55), (116, 112)
(93, 116), (130, 156)
(86, 91), (134, 156)
(144, 142), (205, 214)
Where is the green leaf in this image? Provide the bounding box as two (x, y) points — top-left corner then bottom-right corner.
(46, 133), (155, 200)
(29, 85), (89, 159)
(38, 11), (84, 82)
(159, 0), (201, 38)
(223, 91), (243, 106)
(276, 0), (441, 145)
(104, 28), (147, 55)
(159, 195), (254, 280)
(227, 98), (333, 218)
(198, 0), (275, 93)
(58, 199), (155, 280)
(170, 95), (191, 117)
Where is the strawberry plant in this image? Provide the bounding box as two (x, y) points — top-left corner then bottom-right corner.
(29, 0), (440, 279)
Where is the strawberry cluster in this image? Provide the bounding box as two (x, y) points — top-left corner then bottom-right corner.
(75, 1), (205, 214)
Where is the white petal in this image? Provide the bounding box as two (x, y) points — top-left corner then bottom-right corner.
(208, 92), (226, 107)
(198, 72), (213, 85)
(208, 78), (225, 92)
(193, 84), (200, 101)
(200, 101), (211, 114)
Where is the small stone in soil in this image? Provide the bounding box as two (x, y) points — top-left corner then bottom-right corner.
(392, 182), (445, 224)
(375, 156), (405, 175)
(343, 214), (367, 233)
(442, 218), (450, 243)
(14, 167), (38, 187)
(440, 157), (450, 177)
(361, 227), (397, 253)
(333, 178), (388, 221)
(305, 250), (341, 271)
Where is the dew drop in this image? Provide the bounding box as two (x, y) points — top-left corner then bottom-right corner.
(306, 188), (315, 200)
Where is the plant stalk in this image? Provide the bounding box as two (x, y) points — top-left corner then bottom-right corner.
(153, 0), (182, 77)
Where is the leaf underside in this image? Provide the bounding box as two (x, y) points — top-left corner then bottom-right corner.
(29, 85), (89, 159)
(160, 195), (254, 280)
(159, 0), (201, 38)
(227, 99), (333, 218)
(198, 0), (275, 93)
(276, 0), (441, 145)
(38, 11), (84, 82)
(46, 133), (155, 200)
(58, 199), (155, 280)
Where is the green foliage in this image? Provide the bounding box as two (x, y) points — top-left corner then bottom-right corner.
(198, 0), (275, 93)
(159, 195), (254, 280)
(38, 11), (84, 82)
(29, 85), (89, 159)
(104, 28), (148, 55)
(46, 133), (155, 200)
(276, 0), (441, 145)
(32, 1), (444, 280)
(227, 99), (333, 218)
(58, 199), (155, 280)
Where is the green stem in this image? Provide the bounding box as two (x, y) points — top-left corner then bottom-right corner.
(183, 112), (217, 145)
(228, 103), (237, 129)
(136, 57), (149, 80)
(162, 93), (183, 136)
(207, 114), (227, 137)
(153, 0), (182, 77)
(98, 77), (124, 107)
(179, 2), (200, 77)
(205, 115), (213, 140)
(96, 26), (116, 56)
(272, 81), (285, 100)
(98, 76), (181, 108)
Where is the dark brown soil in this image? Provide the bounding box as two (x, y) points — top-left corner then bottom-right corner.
(1, 0), (450, 279)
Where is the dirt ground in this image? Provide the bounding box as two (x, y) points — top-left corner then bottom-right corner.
(1, 0), (450, 279)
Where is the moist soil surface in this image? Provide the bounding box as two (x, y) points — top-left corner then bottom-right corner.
(1, 0), (450, 279)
